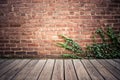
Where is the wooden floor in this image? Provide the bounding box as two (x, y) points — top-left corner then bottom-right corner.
(0, 59), (120, 80)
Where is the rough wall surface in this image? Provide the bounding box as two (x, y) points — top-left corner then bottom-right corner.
(0, 0), (120, 58)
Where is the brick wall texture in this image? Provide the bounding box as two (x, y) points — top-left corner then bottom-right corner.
(0, 0), (120, 58)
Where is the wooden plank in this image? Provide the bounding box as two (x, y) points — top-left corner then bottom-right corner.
(0, 60), (20, 77)
(12, 60), (38, 80)
(106, 59), (120, 71)
(73, 59), (91, 80)
(25, 60), (46, 80)
(81, 60), (104, 80)
(0, 59), (6, 64)
(52, 59), (64, 80)
(38, 59), (55, 80)
(0, 59), (30, 80)
(90, 59), (117, 80)
(114, 59), (120, 63)
(64, 59), (77, 80)
(0, 59), (14, 70)
(98, 59), (120, 80)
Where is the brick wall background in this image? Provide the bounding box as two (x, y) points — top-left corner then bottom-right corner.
(0, 0), (120, 58)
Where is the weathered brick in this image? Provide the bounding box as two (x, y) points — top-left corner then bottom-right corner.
(0, 24), (9, 27)
(11, 48), (21, 51)
(111, 0), (120, 3)
(92, 16), (102, 19)
(0, 40), (9, 43)
(4, 51), (14, 55)
(10, 40), (20, 43)
(114, 16), (120, 19)
(0, 44), (4, 47)
(28, 43), (39, 47)
(6, 44), (16, 47)
(103, 16), (113, 19)
(0, 0), (7, 4)
(27, 52), (38, 55)
(21, 40), (32, 43)
(10, 23), (21, 27)
(79, 16), (92, 19)
(32, 0), (43, 3)
(109, 4), (119, 7)
(0, 48), (10, 50)
(16, 51), (26, 55)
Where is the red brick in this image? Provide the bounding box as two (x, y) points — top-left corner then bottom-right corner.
(114, 16), (120, 19)
(28, 43), (39, 47)
(103, 16), (113, 19)
(11, 48), (21, 51)
(92, 16), (102, 19)
(16, 51), (26, 55)
(111, 0), (120, 3)
(90, 0), (104, 4)
(4, 51), (14, 55)
(0, 40), (9, 43)
(6, 44), (16, 47)
(0, 0), (7, 4)
(32, 0), (43, 3)
(27, 52), (38, 55)
(10, 40), (20, 43)
(10, 23), (21, 27)
(21, 40), (32, 43)
(79, 16), (92, 19)
(79, 0), (90, 3)
(0, 48), (10, 50)
(0, 44), (4, 47)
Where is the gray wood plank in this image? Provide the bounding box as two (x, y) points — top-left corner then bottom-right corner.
(98, 59), (120, 80)
(90, 59), (117, 80)
(12, 60), (38, 80)
(106, 59), (120, 70)
(114, 59), (120, 63)
(0, 59), (30, 80)
(81, 60), (104, 80)
(64, 59), (77, 80)
(52, 59), (64, 80)
(25, 60), (46, 80)
(0, 59), (6, 64)
(0, 59), (14, 70)
(0, 60), (20, 77)
(38, 59), (55, 80)
(0, 59), (119, 80)
(73, 59), (91, 80)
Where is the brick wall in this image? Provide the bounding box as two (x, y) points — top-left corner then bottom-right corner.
(0, 0), (120, 58)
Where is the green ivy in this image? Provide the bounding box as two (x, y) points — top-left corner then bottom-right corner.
(57, 35), (83, 54)
(86, 27), (120, 59)
(61, 54), (82, 59)
(57, 27), (120, 59)
(57, 35), (83, 59)
(96, 28), (106, 42)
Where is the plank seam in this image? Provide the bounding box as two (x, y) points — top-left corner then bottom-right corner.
(63, 59), (65, 80)
(50, 59), (56, 80)
(81, 60), (92, 80)
(0, 60), (14, 70)
(0, 60), (19, 77)
(36, 59), (47, 80)
(10, 60), (32, 80)
(113, 59), (120, 64)
(89, 60), (106, 80)
(97, 60), (120, 80)
(24, 60), (39, 80)
(105, 59), (120, 71)
(0, 59), (7, 64)
(72, 59), (79, 80)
